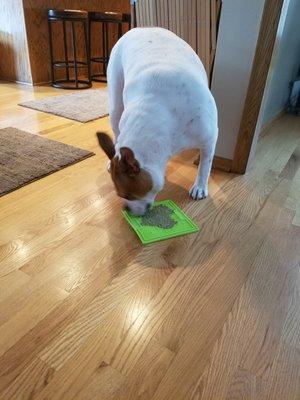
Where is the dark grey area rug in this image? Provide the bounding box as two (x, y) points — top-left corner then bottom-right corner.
(0, 127), (94, 196)
(18, 88), (109, 123)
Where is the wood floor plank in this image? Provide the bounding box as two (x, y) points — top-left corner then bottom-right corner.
(287, 145), (300, 227)
(32, 325), (115, 400)
(111, 227), (264, 384)
(188, 152), (300, 399)
(113, 338), (174, 400)
(0, 313), (7, 327)
(0, 82), (299, 400)
(0, 263), (118, 393)
(1, 357), (54, 400)
(263, 342), (300, 400)
(280, 267), (300, 351)
(150, 146), (300, 400)
(0, 269), (30, 303)
(224, 367), (263, 400)
(73, 363), (125, 400)
(0, 165), (117, 276)
(0, 285), (68, 358)
(39, 256), (172, 370)
(33, 267), (172, 400)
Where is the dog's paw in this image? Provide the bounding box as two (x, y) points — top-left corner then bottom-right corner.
(189, 185), (208, 200)
(106, 161), (111, 173)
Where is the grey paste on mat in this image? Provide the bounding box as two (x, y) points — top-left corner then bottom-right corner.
(141, 205), (177, 229)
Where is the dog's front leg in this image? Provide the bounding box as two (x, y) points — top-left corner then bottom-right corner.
(189, 141), (216, 200)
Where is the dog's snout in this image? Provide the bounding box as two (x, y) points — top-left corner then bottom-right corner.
(123, 199), (152, 216)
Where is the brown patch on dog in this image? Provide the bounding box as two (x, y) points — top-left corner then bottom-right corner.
(96, 132), (152, 200)
(111, 148), (152, 200)
(96, 132), (115, 160)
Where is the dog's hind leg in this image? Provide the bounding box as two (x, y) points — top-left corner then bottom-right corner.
(189, 139), (216, 200)
(105, 44), (124, 173)
(107, 44), (124, 139)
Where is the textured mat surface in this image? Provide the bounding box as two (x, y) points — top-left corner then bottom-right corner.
(19, 88), (109, 122)
(0, 127), (94, 196)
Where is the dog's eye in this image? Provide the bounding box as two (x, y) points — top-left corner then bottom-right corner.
(123, 194), (136, 201)
(116, 190), (135, 201)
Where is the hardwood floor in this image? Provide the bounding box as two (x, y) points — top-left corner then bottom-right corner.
(0, 81), (299, 400)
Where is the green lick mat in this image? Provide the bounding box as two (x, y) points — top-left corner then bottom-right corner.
(122, 199), (199, 244)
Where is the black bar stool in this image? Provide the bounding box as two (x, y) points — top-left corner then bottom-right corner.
(89, 12), (131, 82)
(131, 0), (137, 28)
(48, 9), (92, 89)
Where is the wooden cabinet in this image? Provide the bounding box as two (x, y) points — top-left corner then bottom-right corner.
(0, 1), (130, 84)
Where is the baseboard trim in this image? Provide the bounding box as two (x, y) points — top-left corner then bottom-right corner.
(213, 156), (232, 172)
(0, 78), (33, 85)
(260, 108), (285, 137)
(33, 80), (51, 86)
(194, 154), (233, 172)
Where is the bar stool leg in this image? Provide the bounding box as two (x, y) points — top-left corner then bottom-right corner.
(133, 4), (137, 28)
(84, 20), (91, 83)
(101, 22), (106, 77)
(62, 20), (70, 81)
(71, 21), (78, 88)
(48, 19), (55, 84)
(118, 22), (122, 39)
(105, 22), (109, 76)
(89, 19), (92, 78)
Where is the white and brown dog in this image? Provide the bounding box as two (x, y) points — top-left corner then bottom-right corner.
(97, 27), (218, 215)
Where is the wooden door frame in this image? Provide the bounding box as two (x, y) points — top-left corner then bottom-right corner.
(231, 0), (285, 174)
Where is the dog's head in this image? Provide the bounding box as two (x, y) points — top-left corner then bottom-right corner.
(97, 132), (158, 215)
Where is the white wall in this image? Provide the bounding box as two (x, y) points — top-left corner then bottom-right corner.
(0, 0), (32, 83)
(247, 0), (290, 167)
(211, 0), (266, 160)
(261, 0), (300, 125)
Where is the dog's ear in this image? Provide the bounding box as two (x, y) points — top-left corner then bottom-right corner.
(120, 147), (140, 177)
(96, 132), (115, 160)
